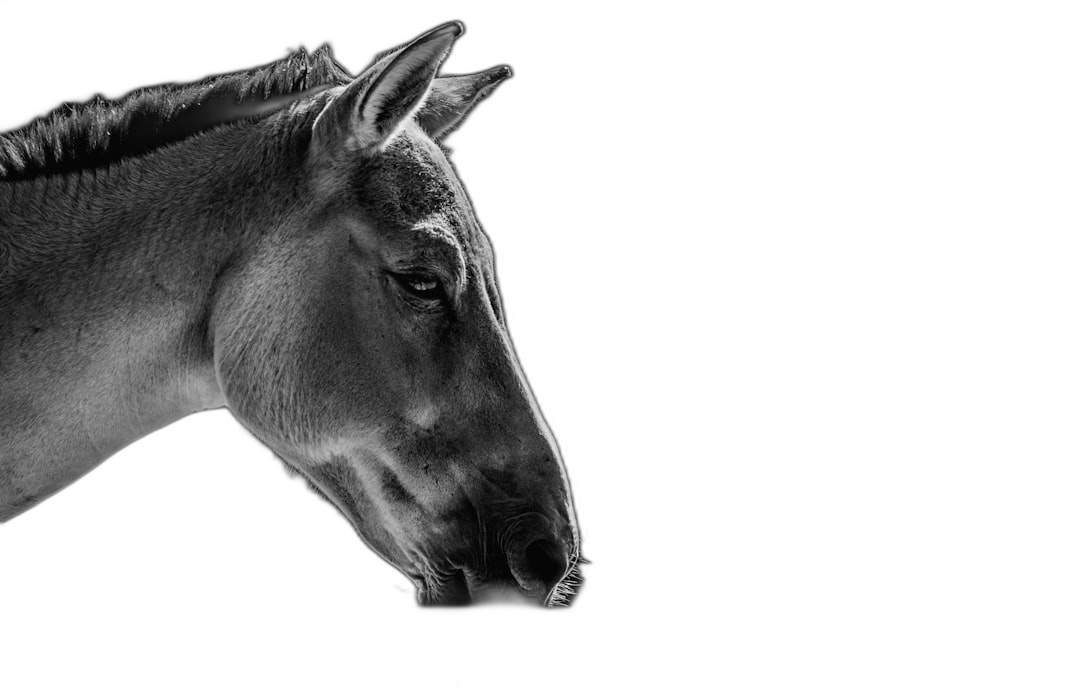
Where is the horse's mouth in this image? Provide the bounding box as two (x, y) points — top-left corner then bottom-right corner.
(414, 566), (544, 605)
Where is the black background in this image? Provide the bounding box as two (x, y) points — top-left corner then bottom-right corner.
(2, 10), (656, 622)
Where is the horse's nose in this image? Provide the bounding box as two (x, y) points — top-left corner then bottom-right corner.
(511, 535), (569, 599)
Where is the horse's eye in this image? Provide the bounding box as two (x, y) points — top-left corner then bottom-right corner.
(393, 273), (443, 301)
(407, 276), (438, 293)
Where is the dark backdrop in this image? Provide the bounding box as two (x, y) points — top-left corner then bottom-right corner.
(0, 10), (648, 618)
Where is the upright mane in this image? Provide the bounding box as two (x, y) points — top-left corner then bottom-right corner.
(0, 45), (353, 182)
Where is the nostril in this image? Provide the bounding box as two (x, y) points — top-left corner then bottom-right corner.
(524, 538), (568, 593)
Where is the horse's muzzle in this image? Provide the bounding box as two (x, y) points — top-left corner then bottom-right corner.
(417, 517), (580, 607)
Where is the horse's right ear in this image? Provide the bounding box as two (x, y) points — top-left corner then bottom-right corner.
(313, 22), (463, 154)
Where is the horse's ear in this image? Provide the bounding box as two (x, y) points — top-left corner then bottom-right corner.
(314, 22), (462, 153)
(416, 65), (513, 140)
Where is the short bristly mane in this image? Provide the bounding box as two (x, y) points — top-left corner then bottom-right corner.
(0, 45), (353, 182)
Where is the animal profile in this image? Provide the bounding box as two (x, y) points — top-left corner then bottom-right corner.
(0, 22), (583, 607)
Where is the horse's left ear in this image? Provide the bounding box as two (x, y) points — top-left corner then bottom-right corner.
(314, 21), (462, 153)
(416, 65), (513, 140)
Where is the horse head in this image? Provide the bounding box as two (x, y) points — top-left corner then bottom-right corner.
(210, 23), (582, 606)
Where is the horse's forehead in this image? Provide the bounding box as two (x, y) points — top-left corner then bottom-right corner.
(353, 131), (471, 237)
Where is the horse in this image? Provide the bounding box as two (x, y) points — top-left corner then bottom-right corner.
(0, 22), (582, 607)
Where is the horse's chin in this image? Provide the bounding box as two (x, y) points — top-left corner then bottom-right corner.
(412, 571), (461, 607)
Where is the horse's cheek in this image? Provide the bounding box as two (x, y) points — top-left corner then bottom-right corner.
(318, 289), (411, 424)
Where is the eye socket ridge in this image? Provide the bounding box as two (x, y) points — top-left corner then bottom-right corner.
(386, 228), (465, 308)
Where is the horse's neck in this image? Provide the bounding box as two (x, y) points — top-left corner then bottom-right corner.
(0, 130), (282, 521)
